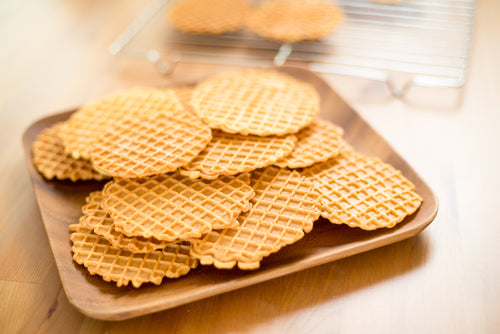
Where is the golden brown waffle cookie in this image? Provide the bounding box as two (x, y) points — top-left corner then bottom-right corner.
(180, 130), (297, 180)
(190, 69), (320, 136)
(274, 119), (344, 169)
(32, 122), (108, 182)
(70, 224), (198, 287)
(80, 191), (172, 253)
(89, 112), (212, 178)
(60, 88), (189, 160)
(167, 0), (251, 35)
(189, 166), (321, 270)
(170, 86), (211, 127)
(171, 86), (195, 112)
(80, 191), (112, 230)
(101, 173), (255, 242)
(247, 0), (343, 43)
(302, 146), (423, 230)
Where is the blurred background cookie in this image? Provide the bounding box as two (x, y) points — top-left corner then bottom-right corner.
(167, 0), (251, 35)
(247, 0), (343, 42)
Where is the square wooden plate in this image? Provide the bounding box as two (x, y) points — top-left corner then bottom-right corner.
(22, 67), (438, 321)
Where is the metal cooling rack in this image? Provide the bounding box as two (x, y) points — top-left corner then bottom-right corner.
(109, 0), (475, 97)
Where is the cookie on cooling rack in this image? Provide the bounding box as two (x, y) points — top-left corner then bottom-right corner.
(167, 0), (251, 35)
(247, 0), (343, 43)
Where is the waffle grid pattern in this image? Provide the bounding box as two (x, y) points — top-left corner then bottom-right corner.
(81, 191), (114, 229)
(274, 119), (344, 168)
(303, 149), (423, 230)
(70, 224), (198, 287)
(247, 0), (343, 43)
(32, 122), (108, 182)
(181, 130), (297, 179)
(80, 191), (171, 253)
(102, 173), (254, 241)
(190, 166), (320, 269)
(171, 86), (196, 112)
(60, 88), (186, 159)
(190, 69), (319, 136)
(168, 0), (251, 35)
(90, 112), (211, 178)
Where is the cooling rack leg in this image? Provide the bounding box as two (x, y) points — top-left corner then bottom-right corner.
(273, 43), (293, 66)
(386, 79), (413, 98)
(147, 49), (177, 75)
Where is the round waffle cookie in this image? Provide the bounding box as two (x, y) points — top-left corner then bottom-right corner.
(80, 191), (172, 253)
(89, 112), (212, 178)
(101, 173), (255, 242)
(302, 145), (423, 230)
(169, 86), (209, 126)
(274, 119), (344, 169)
(247, 0), (343, 43)
(60, 88), (190, 160)
(189, 166), (321, 270)
(167, 0), (251, 35)
(171, 86), (195, 113)
(70, 224), (198, 287)
(190, 69), (320, 136)
(180, 130), (297, 180)
(32, 122), (108, 182)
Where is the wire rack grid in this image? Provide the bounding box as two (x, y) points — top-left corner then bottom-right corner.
(109, 0), (476, 97)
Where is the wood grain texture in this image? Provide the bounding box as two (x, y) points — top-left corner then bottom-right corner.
(2, 0), (500, 332)
(21, 67), (437, 320)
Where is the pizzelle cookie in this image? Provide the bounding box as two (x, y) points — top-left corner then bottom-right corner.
(32, 122), (108, 182)
(190, 69), (320, 136)
(180, 130), (297, 180)
(101, 173), (255, 242)
(80, 191), (172, 253)
(80, 191), (113, 230)
(171, 86), (195, 112)
(60, 88), (189, 160)
(167, 0), (251, 35)
(247, 0), (343, 43)
(274, 119), (344, 169)
(89, 112), (212, 178)
(302, 145), (423, 230)
(189, 166), (321, 270)
(70, 224), (198, 288)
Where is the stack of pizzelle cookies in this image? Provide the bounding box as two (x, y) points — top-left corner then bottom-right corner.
(32, 68), (423, 288)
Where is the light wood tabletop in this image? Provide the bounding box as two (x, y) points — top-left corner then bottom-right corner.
(1, 0), (499, 333)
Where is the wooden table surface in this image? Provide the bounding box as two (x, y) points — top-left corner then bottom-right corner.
(1, 0), (499, 333)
